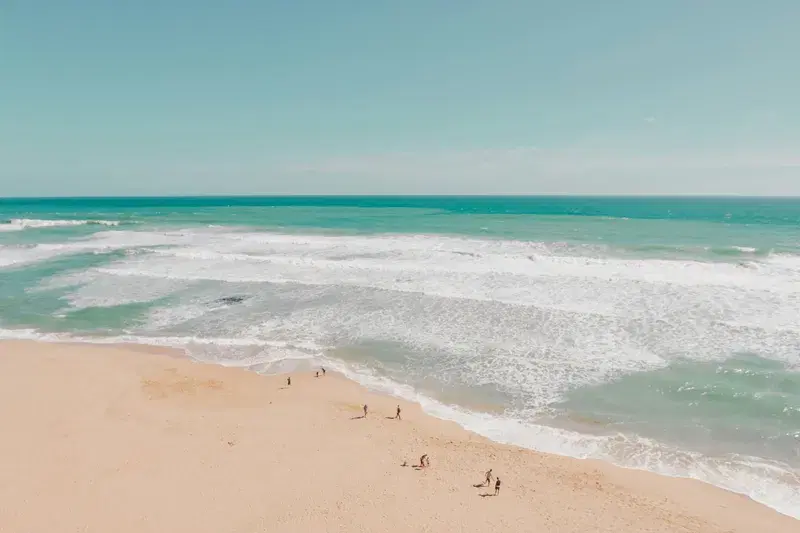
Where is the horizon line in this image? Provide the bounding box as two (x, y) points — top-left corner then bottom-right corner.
(2, 193), (800, 201)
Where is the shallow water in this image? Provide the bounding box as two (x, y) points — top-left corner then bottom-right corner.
(551, 355), (800, 463)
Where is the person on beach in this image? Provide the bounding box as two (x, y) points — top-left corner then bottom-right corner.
(494, 478), (501, 496)
(363, 404), (368, 417)
(321, 367), (326, 376)
(419, 454), (429, 468)
(287, 376), (291, 386)
(395, 405), (401, 420)
(315, 371), (319, 378)
(484, 469), (493, 487)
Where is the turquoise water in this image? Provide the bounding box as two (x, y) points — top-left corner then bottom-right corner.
(1, 196), (799, 517)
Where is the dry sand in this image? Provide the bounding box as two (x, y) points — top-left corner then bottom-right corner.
(0, 340), (795, 533)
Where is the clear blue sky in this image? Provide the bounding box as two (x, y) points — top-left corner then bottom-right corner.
(1, 1), (798, 196)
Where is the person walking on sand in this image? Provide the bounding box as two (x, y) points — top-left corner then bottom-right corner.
(484, 469), (493, 487)
(363, 404), (368, 418)
(395, 405), (401, 420)
(494, 478), (501, 496)
(321, 367), (326, 376)
(287, 376), (291, 386)
(419, 454), (429, 468)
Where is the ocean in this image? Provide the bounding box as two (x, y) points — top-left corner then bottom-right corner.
(1, 196), (798, 517)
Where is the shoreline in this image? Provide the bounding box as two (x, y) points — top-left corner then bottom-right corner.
(2, 334), (799, 516)
(0, 339), (796, 532)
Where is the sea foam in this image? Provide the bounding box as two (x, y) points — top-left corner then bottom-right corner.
(0, 218), (121, 231)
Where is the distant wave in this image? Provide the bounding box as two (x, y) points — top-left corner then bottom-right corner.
(0, 218), (122, 232)
(624, 242), (773, 258)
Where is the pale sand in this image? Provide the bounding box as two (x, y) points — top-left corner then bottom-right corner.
(0, 341), (795, 533)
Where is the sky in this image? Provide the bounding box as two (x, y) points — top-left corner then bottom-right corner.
(1, 1), (799, 196)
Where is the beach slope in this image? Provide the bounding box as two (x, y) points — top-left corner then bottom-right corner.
(0, 341), (794, 532)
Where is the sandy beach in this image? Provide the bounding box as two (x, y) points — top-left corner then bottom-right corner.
(0, 341), (795, 533)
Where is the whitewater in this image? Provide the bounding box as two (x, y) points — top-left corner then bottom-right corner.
(0, 218), (121, 231)
(0, 197), (798, 518)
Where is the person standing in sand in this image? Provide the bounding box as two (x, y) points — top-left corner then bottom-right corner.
(287, 376), (291, 386)
(363, 404), (368, 418)
(484, 469), (493, 487)
(494, 478), (501, 496)
(419, 454), (429, 468)
(395, 405), (401, 420)
(321, 367), (326, 376)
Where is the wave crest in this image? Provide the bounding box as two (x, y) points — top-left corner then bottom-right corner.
(0, 218), (122, 232)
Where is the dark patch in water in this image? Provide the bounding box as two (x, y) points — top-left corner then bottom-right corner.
(451, 250), (479, 258)
(216, 295), (248, 305)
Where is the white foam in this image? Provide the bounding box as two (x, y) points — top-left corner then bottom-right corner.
(7, 227), (800, 294)
(13, 229), (796, 410)
(39, 269), (194, 310)
(0, 245), (63, 268)
(85, 228), (800, 293)
(71, 229), (799, 342)
(0, 229), (197, 269)
(25, 228), (800, 379)
(0, 218), (121, 231)
(0, 327), (325, 357)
